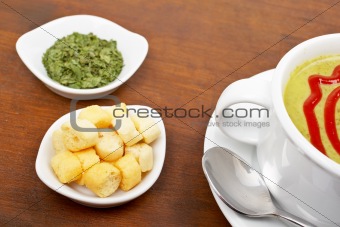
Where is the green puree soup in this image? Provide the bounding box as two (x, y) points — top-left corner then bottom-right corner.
(284, 55), (340, 164)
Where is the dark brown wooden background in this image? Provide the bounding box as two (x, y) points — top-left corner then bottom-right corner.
(1, 0), (339, 226)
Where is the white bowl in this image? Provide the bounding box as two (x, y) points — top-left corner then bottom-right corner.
(16, 15), (148, 100)
(36, 105), (166, 208)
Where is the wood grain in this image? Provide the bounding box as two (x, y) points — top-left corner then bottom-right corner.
(0, 0), (338, 226)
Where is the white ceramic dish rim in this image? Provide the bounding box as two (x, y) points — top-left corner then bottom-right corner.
(204, 70), (287, 227)
(35, 105), (166, 206)
(16, 14), (148, 95)
(273, 34), (340, 177)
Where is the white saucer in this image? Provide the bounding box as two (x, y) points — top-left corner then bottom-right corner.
(203, 69), (289, 227)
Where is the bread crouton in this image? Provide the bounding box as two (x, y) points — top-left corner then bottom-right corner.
(61, 119), (99, 152)
(78, 105), (112, 128)
(95, 133), (124, 162)
(84, 162), (121, 198)
(51, 151), (82, 183)
(52, 129), (67, 154)
(74, 147), (100, 170)
(125, 143), (153, 172)
(115, 153), (141, 191)
(130, 115), (161, 144)
(115, 117), (143, 146)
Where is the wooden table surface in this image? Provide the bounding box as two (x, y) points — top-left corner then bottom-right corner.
(1, 0), (339, 226)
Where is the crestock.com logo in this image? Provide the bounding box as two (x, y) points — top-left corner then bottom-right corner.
(69, 95), (213, 132)
(216, 106), (270, 129)
(69, 95), (270, 132)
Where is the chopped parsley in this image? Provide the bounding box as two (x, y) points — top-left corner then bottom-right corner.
(42, 32), (123, 89)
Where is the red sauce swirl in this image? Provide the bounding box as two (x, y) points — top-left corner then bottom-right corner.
(303, 65), (340, 156)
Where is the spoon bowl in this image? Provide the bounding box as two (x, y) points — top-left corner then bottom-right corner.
(202, 147), (314, 227)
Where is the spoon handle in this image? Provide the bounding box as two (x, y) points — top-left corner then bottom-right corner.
(275, 209), (315, 227)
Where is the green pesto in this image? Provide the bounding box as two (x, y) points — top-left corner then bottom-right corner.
(42, 32), (123, 89)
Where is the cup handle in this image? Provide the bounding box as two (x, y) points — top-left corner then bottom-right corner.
(215, 77), (273, 145)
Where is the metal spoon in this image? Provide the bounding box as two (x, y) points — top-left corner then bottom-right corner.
(202, 147), (314, 227)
